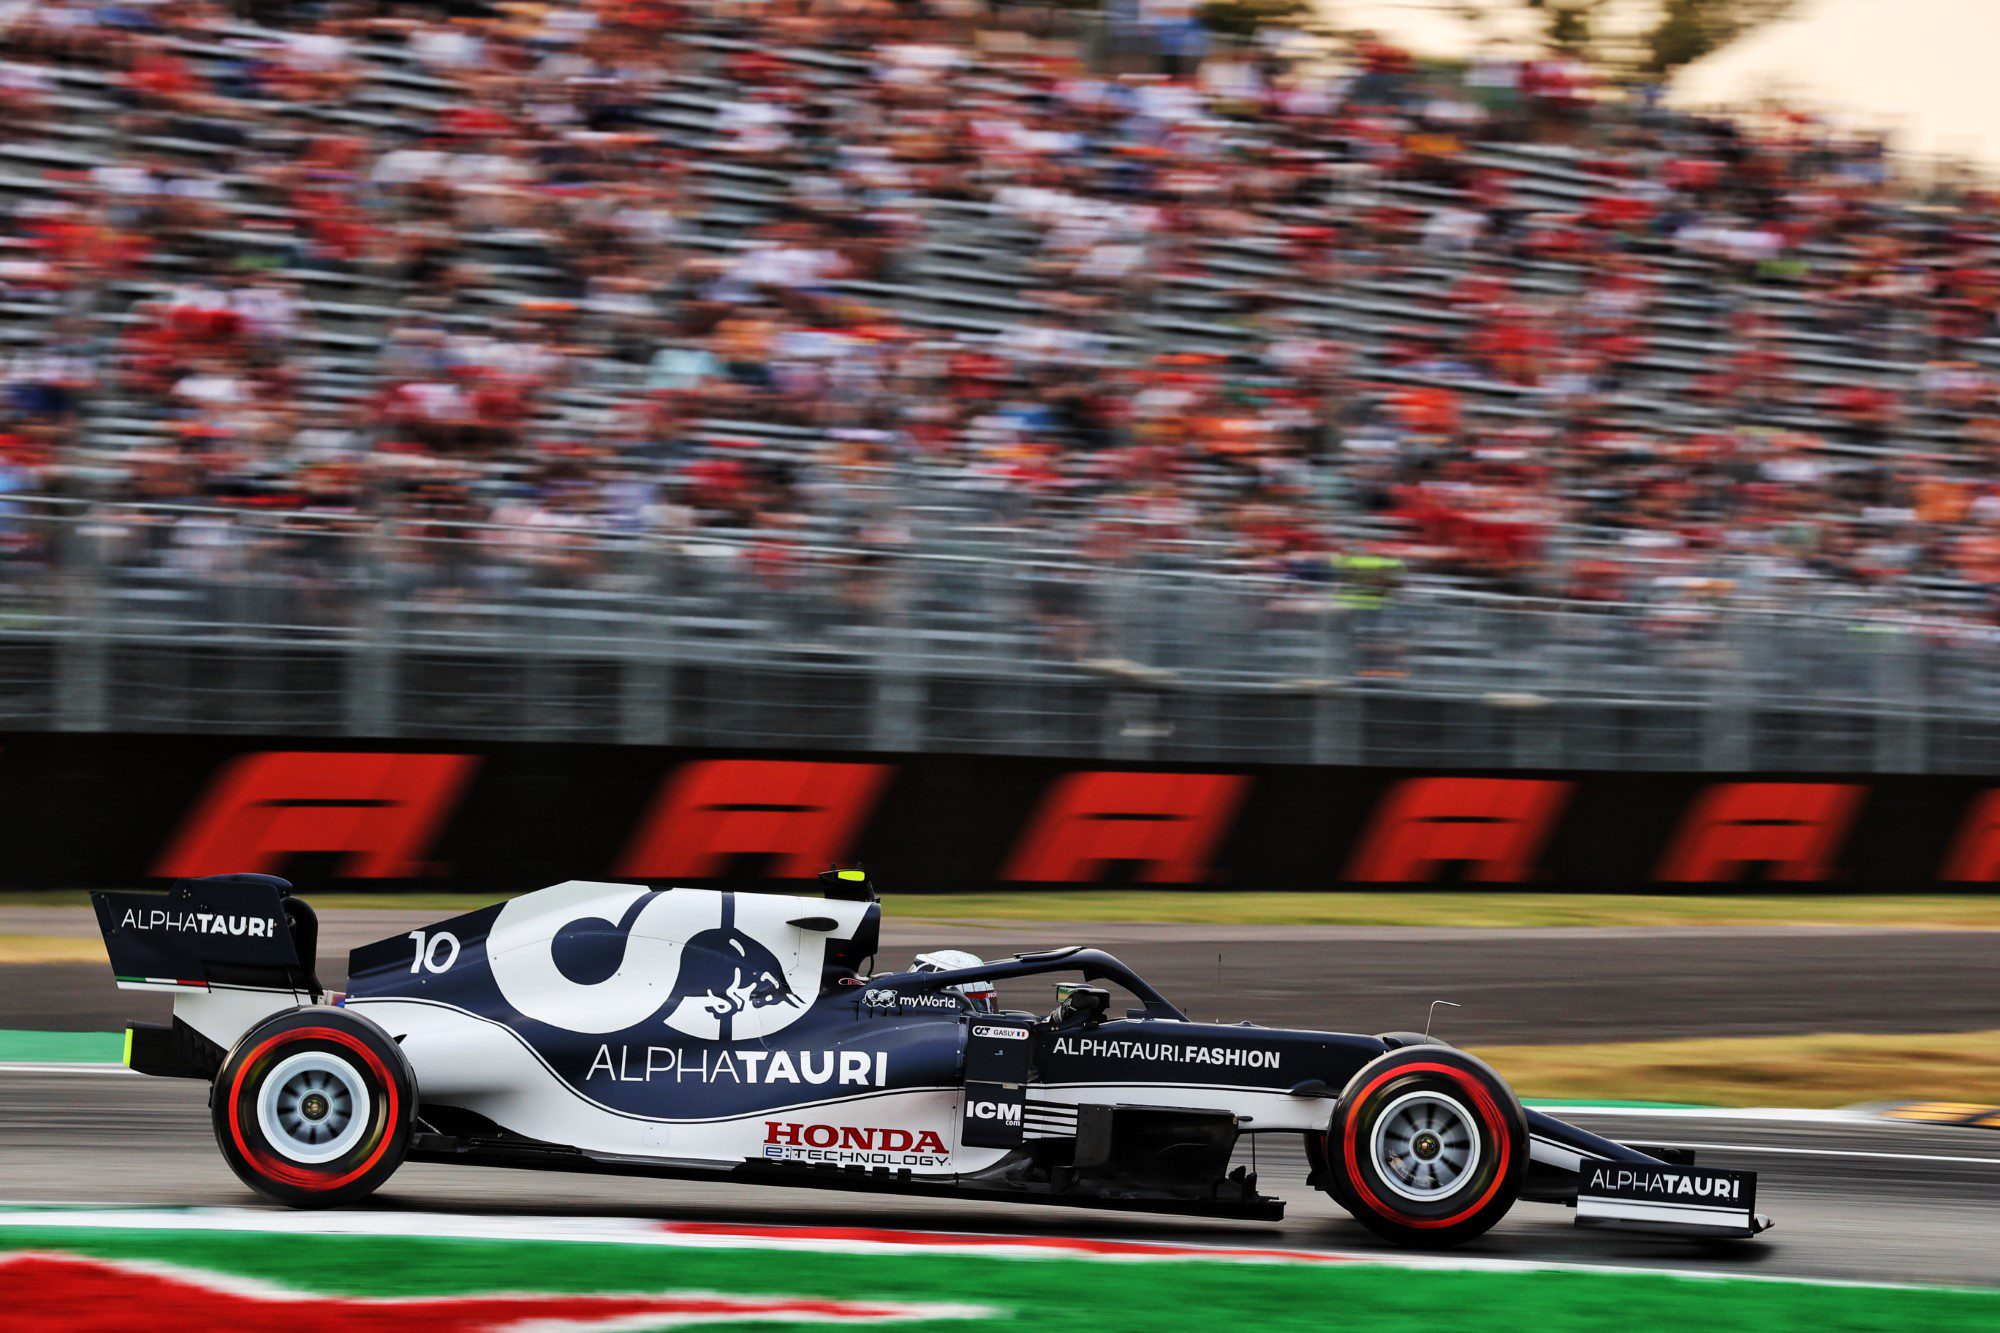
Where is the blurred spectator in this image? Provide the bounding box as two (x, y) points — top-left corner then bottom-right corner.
(0, 0), (1992, 650)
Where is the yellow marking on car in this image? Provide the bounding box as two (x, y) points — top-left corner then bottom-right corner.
(121, 1028), (133, 1069)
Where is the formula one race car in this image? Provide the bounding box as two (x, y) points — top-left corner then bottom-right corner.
(94, 872), (1771, 1248)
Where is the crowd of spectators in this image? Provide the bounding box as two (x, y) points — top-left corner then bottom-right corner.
(3, 0), (2000, 636)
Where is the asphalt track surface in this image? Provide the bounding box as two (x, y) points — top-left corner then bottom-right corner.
(9, 909), (2000, 1044)
(5, 1066), (1999, 1289)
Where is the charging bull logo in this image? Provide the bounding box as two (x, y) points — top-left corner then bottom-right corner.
(488, 881), (858, 1042)
(663, 901), (804, 1041)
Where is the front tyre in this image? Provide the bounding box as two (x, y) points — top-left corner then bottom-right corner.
(212, 1006), (415, 1208)
(1321, 1046), (1527, 1249)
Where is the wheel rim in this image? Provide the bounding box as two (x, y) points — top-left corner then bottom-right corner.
(1369, 1089), (1481, 1202)
(255, 1049), (371, 1165)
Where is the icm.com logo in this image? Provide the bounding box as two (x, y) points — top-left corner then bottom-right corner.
(967, 1100), (1022, 1126)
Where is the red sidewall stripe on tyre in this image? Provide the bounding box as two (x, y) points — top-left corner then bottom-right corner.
(1338, 1061), (1512, 1230)
(227, 1026), (398, 1192)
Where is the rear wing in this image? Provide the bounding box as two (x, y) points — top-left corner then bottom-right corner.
(93, 874), (320, 996)
(93, 874), (321, 1077)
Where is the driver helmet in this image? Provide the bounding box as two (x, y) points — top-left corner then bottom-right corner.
(911, 949), (997, 1014)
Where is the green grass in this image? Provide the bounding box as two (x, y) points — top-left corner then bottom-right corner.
(3, 1228), (1994, 1331)
(891, 890), (2000, 929)
(13, 888), (2000, 930)
(1473, 1027), (2000, 1108)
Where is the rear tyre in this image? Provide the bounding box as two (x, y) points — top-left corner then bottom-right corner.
(212, 1006), (415, 1208)
(1320, 1046), (1526, 1249)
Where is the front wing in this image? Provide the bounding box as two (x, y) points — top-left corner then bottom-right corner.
(1529, 1109), (1771, 1239)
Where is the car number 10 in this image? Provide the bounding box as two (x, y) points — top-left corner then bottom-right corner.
(407, 929), (460, 974)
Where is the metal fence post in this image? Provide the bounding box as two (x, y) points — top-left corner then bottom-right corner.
(52, 508), (108, 731)
(870, 555), (920, 751)
(345, 520), (395, 737)
(1872, 627), (1924, 773)
(1702, 608), (1753, 770)
(1312, 600), (1360, 764)
(619, 537), (674, 746)
(1503, 603), (1560, 768)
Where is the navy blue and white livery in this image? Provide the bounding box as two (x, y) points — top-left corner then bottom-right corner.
(94, 870), (1772, 1249)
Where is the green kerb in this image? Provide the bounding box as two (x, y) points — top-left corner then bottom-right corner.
(0, 1030), (125, 1064)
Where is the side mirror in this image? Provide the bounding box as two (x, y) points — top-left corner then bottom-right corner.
(1056, 984), (1111, 1027)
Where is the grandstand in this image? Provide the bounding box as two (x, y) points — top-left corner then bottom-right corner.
(3, 1), (1999, 771)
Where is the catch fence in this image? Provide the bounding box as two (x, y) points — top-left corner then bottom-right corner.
(2, 497), (1993, 772)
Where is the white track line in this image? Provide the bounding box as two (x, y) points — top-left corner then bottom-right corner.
(1548, 1105), (1870, 1124)
(1654, 1140), (2000, 1167)
(0, 1062), (132, 1076)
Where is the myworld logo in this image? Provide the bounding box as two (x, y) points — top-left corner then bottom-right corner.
(862, 988), (960, 1011)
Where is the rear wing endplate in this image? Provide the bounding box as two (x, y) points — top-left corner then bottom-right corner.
(92, 873), (320, 997)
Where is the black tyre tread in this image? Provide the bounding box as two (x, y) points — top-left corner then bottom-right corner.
(210, 1005), (416, 1209)
(1319, 1046), (1527, 1249)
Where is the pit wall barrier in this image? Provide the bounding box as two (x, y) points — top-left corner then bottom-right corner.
(5, 732), (1996, 892)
